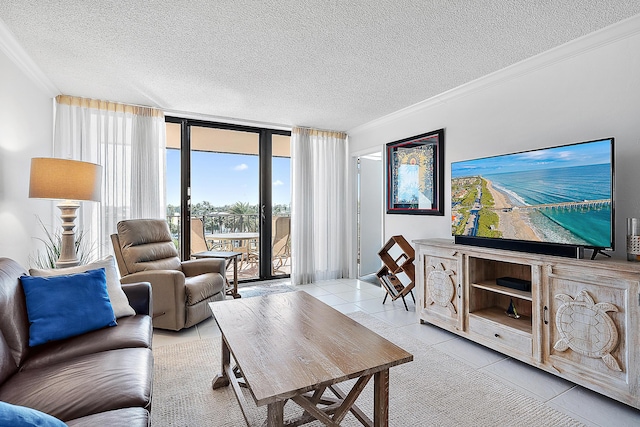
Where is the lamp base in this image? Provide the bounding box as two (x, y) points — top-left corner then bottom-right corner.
(56, 201), (81, 268)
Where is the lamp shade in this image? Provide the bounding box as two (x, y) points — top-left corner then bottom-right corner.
(29, 158), (102, 202)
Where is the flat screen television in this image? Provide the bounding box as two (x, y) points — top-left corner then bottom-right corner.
(451, 137), (614, 258)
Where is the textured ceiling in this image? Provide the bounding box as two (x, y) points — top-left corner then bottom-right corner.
(2, 1), (640, 131)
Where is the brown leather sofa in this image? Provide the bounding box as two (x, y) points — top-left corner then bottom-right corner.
(0, 257), (153, 426)
(111, 218), (226, 331)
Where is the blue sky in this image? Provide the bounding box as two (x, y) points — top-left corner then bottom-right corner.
(451, 139), (612, 178)
(166, 149), (291, 206)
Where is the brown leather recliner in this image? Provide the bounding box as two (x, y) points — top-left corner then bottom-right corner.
(111, 219), (226, 331)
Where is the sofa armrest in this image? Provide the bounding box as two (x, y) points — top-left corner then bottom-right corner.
(181, 258), (226, 277)
(121, 282), (152, 316)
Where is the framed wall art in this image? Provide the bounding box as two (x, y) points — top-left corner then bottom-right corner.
(386, 128), (445, 215)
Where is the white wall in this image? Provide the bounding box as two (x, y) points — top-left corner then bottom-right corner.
(349, 17), (640, 260)
(0, 48), (54, 266)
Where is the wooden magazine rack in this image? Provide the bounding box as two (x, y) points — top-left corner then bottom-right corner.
(376, 235), (415, 310)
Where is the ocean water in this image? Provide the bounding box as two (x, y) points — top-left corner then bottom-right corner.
(485, 163), (612, 247)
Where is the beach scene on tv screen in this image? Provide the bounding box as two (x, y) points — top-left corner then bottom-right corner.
(451, 140), (612, 248)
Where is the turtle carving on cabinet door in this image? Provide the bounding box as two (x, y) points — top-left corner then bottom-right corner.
(554, 289), (622, 372)
(425, 260), (456, 316)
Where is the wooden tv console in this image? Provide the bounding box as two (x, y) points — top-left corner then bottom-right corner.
(414, 238), (639, 409)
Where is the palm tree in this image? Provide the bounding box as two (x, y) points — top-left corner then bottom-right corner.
(228, 202), (257, 231)
(228, 201), (254, 214)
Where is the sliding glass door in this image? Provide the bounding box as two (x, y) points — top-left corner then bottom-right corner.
(165, 118), (290, 282)
(271, 134), (292, 276)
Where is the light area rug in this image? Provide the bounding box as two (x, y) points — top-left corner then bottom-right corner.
(236, 281), (295, 299)
(151, 311), (584, 427)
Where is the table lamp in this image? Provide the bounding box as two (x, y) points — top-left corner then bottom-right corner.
(29, 158), (103, 268)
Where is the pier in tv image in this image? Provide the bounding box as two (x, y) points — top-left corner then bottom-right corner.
(451, 138), (614, 250)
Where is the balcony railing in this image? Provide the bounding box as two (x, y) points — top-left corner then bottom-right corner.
(167, 213), (291, 236)
(202, 213), (260, 234)
(166, 213), (291, 278)
(167, 213), (260, 236)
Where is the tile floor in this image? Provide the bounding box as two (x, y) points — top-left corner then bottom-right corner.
(153, 278), (640, 427)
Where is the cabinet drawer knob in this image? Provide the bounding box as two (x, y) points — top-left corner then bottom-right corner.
(494, 333), (500, 338)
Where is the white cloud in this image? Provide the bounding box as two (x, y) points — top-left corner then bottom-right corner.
(273, 180), (284, 186)
(234, 163), (248, 171)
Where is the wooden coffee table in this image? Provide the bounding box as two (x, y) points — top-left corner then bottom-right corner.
(209, 291), (413, 426)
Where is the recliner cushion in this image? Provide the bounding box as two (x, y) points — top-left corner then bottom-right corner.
(20, 269), (117, 347)
(116, 219), (183, 273)
(184, 273), (224, 305)
(117, 219), (175, 247)
(122, 249), (183, 273)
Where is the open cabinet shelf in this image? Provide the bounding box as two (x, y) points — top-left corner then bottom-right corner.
(415, 238), (640, 410)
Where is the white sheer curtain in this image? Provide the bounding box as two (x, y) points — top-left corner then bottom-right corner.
(53, 95), (166, 259)
(291, 127), (351, 284)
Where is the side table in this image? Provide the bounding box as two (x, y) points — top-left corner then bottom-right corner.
(192, 251), (242, 298)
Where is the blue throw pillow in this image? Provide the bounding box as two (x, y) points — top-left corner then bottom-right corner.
(0, 401), (67, 426)
(20, 268), (117, 347)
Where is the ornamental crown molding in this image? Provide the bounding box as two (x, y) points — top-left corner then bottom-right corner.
(348, 13), (640, 136)
(0, 17), (59, 97)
